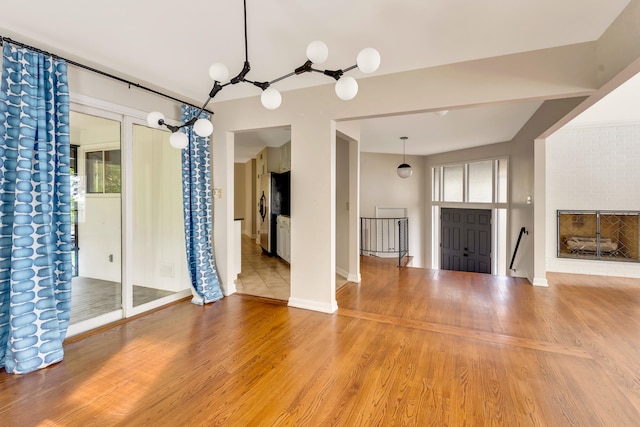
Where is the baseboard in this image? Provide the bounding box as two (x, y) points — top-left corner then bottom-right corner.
(243, 231), (257, 239)
(347, 273), (361, 283)
(532, 277), (549, 287)
(336, 267), (349, 279)
(288, 297), (338, 314)
(224, 278), (237, 296)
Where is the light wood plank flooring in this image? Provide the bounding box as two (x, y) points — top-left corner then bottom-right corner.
(1, 257), (640, 425)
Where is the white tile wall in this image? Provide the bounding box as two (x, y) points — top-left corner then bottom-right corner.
(546, 124), (640, 277)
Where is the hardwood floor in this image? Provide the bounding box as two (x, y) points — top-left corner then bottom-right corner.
(1, 258), (640, 426)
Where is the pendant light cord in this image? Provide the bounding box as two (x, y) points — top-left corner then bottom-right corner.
(243, 0), (249, 62)
(401, 136), (408, 162)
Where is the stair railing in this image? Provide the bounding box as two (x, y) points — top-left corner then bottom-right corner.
(509, 227), (528, 272)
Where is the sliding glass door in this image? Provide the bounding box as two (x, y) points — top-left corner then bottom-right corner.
(127, 123), (191, 312)
(69, 110), (123, 326)
(67, 105), (191, 336)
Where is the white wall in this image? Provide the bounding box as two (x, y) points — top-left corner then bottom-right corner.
(360, 152), (425, 267)
(336, 136), (350, 277)
(245, 159), (257, 237)
(78, 196), (121, 282)
(234, 163), (246, 219)
(546, 123), (640, 277)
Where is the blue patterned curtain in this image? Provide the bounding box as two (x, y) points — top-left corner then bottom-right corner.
(0, 43), (72, 374)
(181, 105), (223, 304)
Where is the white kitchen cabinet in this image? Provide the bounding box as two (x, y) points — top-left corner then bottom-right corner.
(277, 215), (291, 263)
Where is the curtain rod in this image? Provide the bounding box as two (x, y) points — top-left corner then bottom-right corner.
(0, 36), (213, 115)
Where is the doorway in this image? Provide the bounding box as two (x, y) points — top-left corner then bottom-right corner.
(441, 208), (492, 273)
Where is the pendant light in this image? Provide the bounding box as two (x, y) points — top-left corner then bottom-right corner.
(397, 136), (412, 178)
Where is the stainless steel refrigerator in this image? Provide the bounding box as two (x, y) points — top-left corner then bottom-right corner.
(258, 171), (290, 256)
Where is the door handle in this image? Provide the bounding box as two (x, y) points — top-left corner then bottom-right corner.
(463, 254), (468, 257)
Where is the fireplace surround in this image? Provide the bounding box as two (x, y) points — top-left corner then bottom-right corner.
(557, 210), (640, 262)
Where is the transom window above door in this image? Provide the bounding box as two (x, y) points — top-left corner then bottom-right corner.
(432, 158), (508, 204)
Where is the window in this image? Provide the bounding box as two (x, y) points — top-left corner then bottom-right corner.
(86, 149), (121, 193)
(442, 165), (463, 202)
(433, 158), (508, 204)
(467, 160), (493, 203)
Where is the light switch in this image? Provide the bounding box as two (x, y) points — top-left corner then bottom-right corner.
(213, 188), (222, 199)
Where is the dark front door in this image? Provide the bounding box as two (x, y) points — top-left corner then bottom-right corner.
(441, 208), (492, 274)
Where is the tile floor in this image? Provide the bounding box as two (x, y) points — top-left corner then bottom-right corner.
(235, 234), (349, 301)
(235, 235), (291, 300)
(70, 277), (176, 324)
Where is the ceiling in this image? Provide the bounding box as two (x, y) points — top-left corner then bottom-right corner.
(1, 0), (632, 162)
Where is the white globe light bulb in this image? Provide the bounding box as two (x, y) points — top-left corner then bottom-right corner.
(193, 118), (214, 137)
(397, 164), (413, 179)
(209, 63), (230, 82)
(306, 41), (329, 64)
(147, 111), (165, 128)
(357, 48), (381, 74)
(261, 87), (282, 110)
(169, 132), (189, 149)
(335, 76), (358, 100)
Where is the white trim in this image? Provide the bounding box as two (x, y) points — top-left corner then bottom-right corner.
(127, 290), (192, 317)
(288, 297), (338, 314)
(562, 120), (640, 130)
(71, 92), (147, 122)
(66, 310), (123, 338)
(347, 273), (361, 283)
(336, 267), (349, 279)
(532, 277), (549, 287)
(71, 92), (181, 128)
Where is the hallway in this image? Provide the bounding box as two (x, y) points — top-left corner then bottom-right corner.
(235, 235), (291, 300)
(235, 234), (349, 301)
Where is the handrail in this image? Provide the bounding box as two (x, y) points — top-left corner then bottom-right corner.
(509, 227), (528, 271)
(360, 217), (409, 267)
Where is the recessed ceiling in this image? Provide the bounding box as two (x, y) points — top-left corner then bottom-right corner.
(358, 101), (544, 156)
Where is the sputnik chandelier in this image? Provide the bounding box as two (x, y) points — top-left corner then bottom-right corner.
(146, 0), (381, 149)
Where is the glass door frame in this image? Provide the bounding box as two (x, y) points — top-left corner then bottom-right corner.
(67, 98), (191, 338)
(123, 116), (192, 319)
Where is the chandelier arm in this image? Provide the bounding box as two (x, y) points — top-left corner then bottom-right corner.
(269, 72), (296, 85)
(165, 123), (181, 133)
(323, 69), (344, 80)
(193, 97), (214, 118)
(231, 61), (251, 84)
(343, 64), (358, 73)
